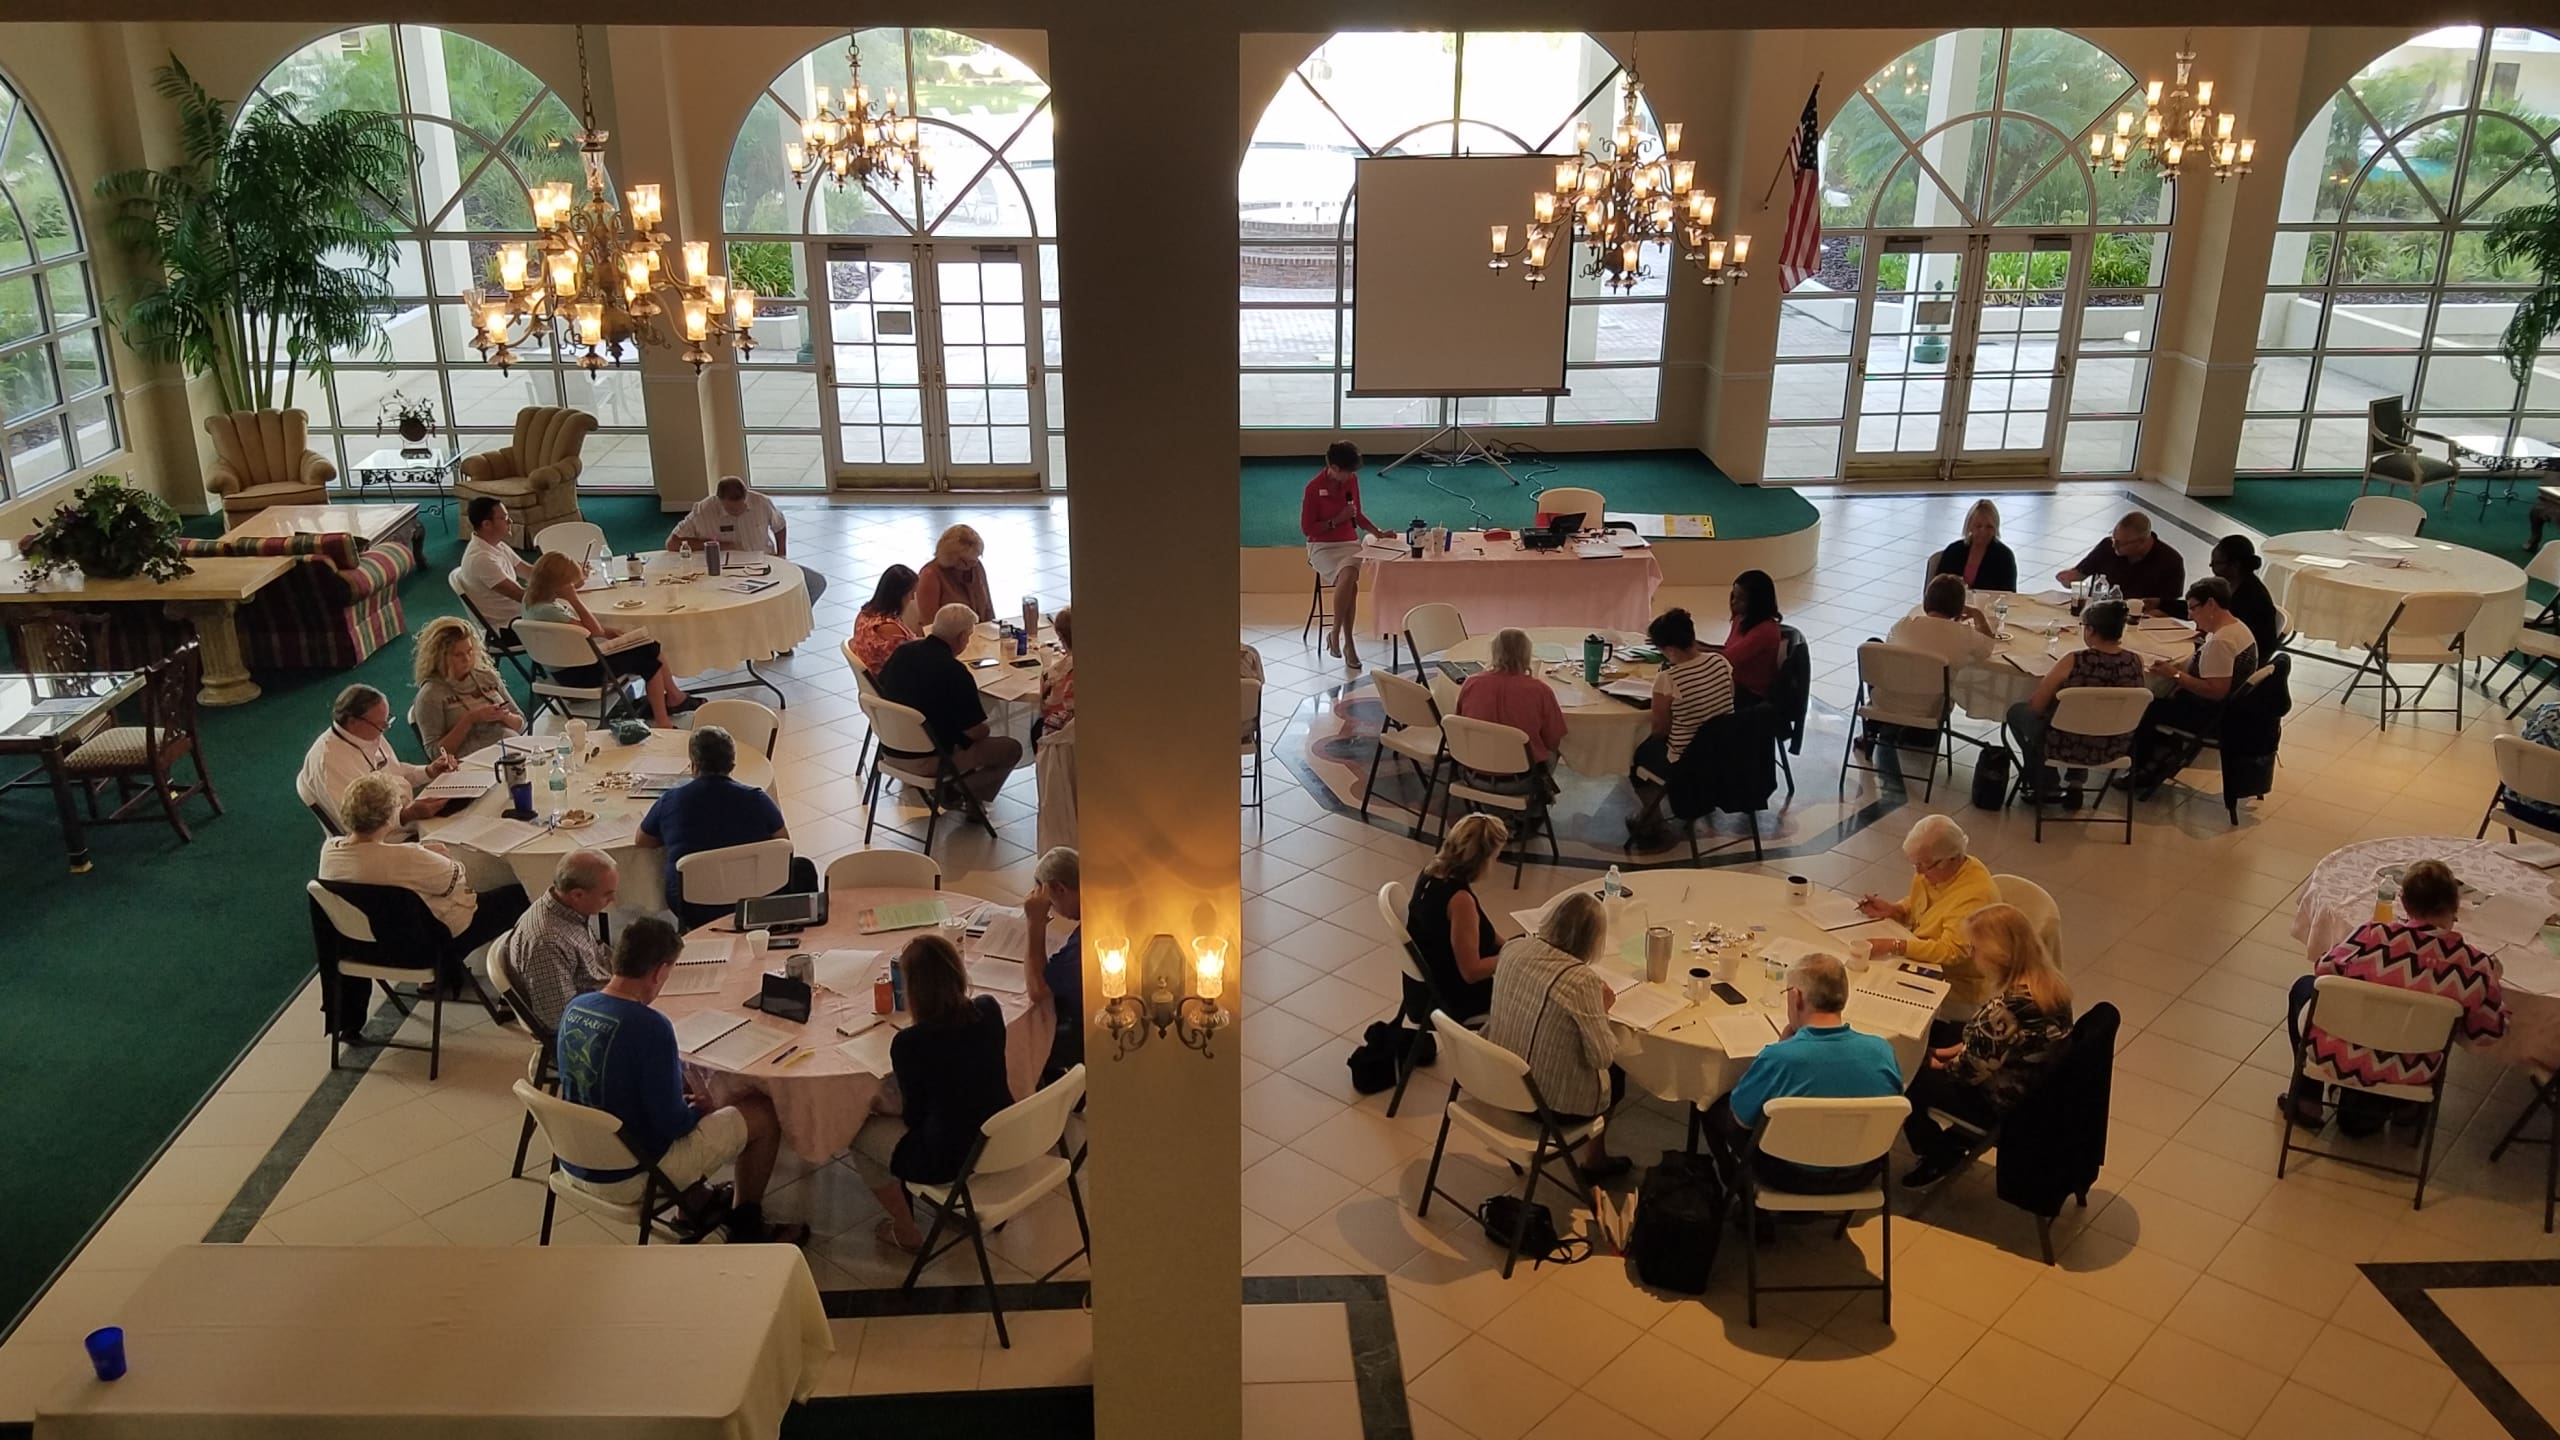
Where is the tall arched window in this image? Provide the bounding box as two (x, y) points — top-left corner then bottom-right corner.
(724, 29), (1058, 493)
(0, 70), (118, 501)
(1770, 29), (2171, 480)
(2241, 27), (2559, 473)
(1239, 32), (1665, 431)
(244, 27), (650, 485)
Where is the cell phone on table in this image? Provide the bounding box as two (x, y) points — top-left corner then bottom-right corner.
(767, 936), (801, 950)
(1709, 982), (1747, 1005)
(970, 657), (1002, 669)
(1897, 961), (1940, 979)
(1008, 658), (1042, 668)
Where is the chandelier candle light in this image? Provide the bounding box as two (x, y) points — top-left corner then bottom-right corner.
(470, 26), (753, 376)
(2094, 35), (2255, 182)
(788, 34), (931, 193)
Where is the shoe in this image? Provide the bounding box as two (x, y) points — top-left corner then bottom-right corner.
(2274, 1092), (2327, 1130)
(1900, 1153), (1959, 1189)
(2061, 787), (2086, 813)
(672, 694), (710, 714)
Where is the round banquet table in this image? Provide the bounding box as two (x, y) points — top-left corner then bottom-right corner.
(2292, 836), (2560, 1073)
(1510, 870), (1928, 1108)
(1440, 627), (1656, 776)
(1946, 590), (2194, 719)
(581, 550), (815, 679)
(664, 887), (1055, 1164)
(2263, 530), (2525, 656)
(419, 728), (774, 915)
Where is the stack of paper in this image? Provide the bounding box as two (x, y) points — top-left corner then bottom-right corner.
(1608, 983), (1687, 1032)
(967, 957), (1030, 994)
(2497, 841), (2560, 869)
(694, 1017), (799, 1069)
(2466, 891), (2556, 951)
(659, 966), (730, 997)
(678, 937), (738, 967)
(809, 948), (884, 997)
(860, 899), (949, 933)
(432, 813), (549, 855)
(834, 1025), (898, 1076)
(1803, 892), (1875, 932)
(975, 910), (1032, 962)
(2356, 534), (2420, 550)
(673, 1011), (748, 1054)
(1708, 1010), (1781, 1060)
(1600, 678), (1654, 704)
(1572, 540), (1624, 560)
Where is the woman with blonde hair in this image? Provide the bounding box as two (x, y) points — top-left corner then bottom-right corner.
(411, 615), (523, 758)
(915, 523), (996, 623)
(1931, 498), (2018, 594)
(1899, 902), (2074, 1187)
(521, 551), (692, 726)
(1403, 813), (1510, 1024)
(1483, 891), (1627, 1176)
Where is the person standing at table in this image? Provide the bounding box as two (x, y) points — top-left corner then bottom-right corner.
(1712, 570), (1786, 700)
(915, 523), (997, 623)
(1699, 952), (1905, 1194)
(875, 604), (1025, 805)
(1930, 499), (2018, 594)
(667, 475), (826, 604)
(848, 932), (1017, 1254)
(1900, 904), (2074, 1188)
(1302, 440), (1391, 670)
(298, 683), (458, 837)
(493, 849), (619, 1034)
(2056, 510), (2186, 603)
(2006, 600), (2145, 809)
(851, 564), (921, 673)
(1022, 845), (1083, 1081)
(1457, 628), (1567, 768)
(2211, 534), (2285, 658)
(1404, 814), (1508, 1026)
(455, 496), (529, 639)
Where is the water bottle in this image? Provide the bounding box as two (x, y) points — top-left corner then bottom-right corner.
(704, 539), (723, 576)
(889, 956), (907, 1012)
(1604, 865), (1623, 900)
(1020, 595), (1039, 654)
(1583, 633), (1606, 686)
(546, 751), (568, 821)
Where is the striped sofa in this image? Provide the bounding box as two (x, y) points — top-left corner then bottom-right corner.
(173, 531), (419, 670)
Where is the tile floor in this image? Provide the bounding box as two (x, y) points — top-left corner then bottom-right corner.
(6, 478), (2558, 1439)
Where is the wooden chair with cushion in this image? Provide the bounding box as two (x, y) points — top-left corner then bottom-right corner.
(60, 639), (220, 843)
(202, 409), (333, 519)
(2361, 397), (2459, 510)
(459, 407), (597, 544)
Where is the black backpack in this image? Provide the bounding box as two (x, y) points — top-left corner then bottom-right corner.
(1628, 1149), (1727, 1294)
(1972, 746), (2011, 811)
(1345, 1020), (1435, 1095)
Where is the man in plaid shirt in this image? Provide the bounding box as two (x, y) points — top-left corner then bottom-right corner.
(493, 850), (620, 1033)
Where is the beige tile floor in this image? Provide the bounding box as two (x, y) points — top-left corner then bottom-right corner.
(6, 480), (2558, 1438)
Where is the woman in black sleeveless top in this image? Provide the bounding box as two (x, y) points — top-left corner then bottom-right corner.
(1403, 814), (1507, 1024)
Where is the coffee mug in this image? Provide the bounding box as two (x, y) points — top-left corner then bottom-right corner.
(1787, 875), (1810, 904)
(785, 953), (814, 985)
(1684, 967), (1710, 1002)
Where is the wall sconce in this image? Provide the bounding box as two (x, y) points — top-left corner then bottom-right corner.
(1094, 933), (1233, 1060)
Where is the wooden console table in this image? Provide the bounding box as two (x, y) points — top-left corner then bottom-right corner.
(0, 557), (293, 705)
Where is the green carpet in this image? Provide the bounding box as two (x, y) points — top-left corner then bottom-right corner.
(1238, 449), (1815, 548)
(2201, 477), (2545, 560)
(0, 495), (669, 1334)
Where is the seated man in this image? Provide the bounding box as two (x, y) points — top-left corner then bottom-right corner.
(2056, 510), (2187, 603)
(297, 683), (458, 837)
(455, 495), (530, 640)
(874, 603), (1025, 807)
(2132, 577), (2258, 795)
(1866, 574), (1996, 743)
(667, 474), (825, 603)
(1702, 952), (1906, 1193)
(493, 848), (619, 1034)
(554, 918), (805, 1244)
(636, 726), (815, 930)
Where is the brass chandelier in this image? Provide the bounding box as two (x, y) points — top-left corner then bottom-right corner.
(2093, 36), (2255, 182)
(1490, 54), (1747, 292)
(470, 27), (754, 376)
(788, 35), (931, 193)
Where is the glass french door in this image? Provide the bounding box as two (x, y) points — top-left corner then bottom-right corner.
(1846, 231), (2084, 481)
(816, 241), (1046, 491)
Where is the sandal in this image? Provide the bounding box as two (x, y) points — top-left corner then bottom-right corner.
(874, 1217), (924, 1254)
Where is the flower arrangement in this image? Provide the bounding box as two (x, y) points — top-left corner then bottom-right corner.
(19, 475), (192, 583)
(376, 389), (438, 446)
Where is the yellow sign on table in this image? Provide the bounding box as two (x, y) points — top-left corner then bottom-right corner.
(1660, 514), (1716, 538)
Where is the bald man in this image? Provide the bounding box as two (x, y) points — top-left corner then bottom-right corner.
(2057, 510), (2186, 603)
(493, 848), (620, 1032)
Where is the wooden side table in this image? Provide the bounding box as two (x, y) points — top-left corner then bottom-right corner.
(0, 558), (293, 704)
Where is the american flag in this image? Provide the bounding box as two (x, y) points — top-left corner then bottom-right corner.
(1778, 85), (1823, 293)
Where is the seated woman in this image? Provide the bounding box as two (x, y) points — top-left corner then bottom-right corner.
(1626, 607), (1737, 846)
(1404, 813), (1508, 1025)
(521, 552), (693, 727)
(1857, 813), (2002, 1026)
(410, 615), (524, 759)
(2280, 858), (2508, 1136)
(1022, 846), (1084, 1082)
(1040, 604), (1077, 736)
(1483, 891), (1627, 1178)
(1712, 569), (1786, 701)
(1930, 499), (2018, 594)
(1456, 628), (1567, 771)
(851, 564), (921, 673)
(847, 933), (1015, 1253)
(1900, 903), (2075, 1187)
(315, 772), (531, 1030)
(1240, 643), (1264, 744)
(2211, 534), (2284, 658)
(2004, 600), (2145, 807)
(916, 523), (996, 622)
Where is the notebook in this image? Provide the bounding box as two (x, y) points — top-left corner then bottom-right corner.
(659, 966), (729, 997)
(672, 1011), (748, 1054)
(595, 628), (655, 656)
(976, 910), (1032, 962)
(859, 899), (949, 933)
(1607, 983), (1687, 1032)
(834, 1025), (898, 1076)
(1845, 985), (1940, 1039)
(678, 937), (738, 967)
(694, 1016), (799, 1069)
(1708, 1010), (1782, 1060)
(1803, 891), (1876, 932)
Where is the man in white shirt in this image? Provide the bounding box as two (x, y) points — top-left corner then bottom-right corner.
(456, 496), (530, 633)
(1888, 575), (1997, 670)
(298, 683), (459, 837)
(2133, 575), (2261, 794)
(667, 476), (826, 604)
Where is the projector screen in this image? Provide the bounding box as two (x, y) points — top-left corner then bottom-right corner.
(1349, 155), (1571, 397)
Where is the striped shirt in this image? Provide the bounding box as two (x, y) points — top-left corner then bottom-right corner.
(1481, 937), (1617, 1117)
(1653, 653), (1736, 764)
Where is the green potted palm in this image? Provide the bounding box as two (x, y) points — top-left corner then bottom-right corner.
(2491, 202), (2560, 389)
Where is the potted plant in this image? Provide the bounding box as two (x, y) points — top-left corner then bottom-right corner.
(19, 476), (192, 584)
(2490, 201), (2560, 388)
(376, 390), (438, 457)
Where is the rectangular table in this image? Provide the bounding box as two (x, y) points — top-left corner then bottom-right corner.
(0, 558), (293, 705)
(221, 502), (423, 554)
(34, 1245), (834, 1440)
(0, 668), (145, 872)
(1357, 533), (1665, 640)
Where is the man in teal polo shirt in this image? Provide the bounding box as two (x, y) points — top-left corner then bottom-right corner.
(1705, 952), (1907, 1193)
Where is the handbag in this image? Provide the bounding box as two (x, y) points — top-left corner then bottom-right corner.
(1628, 1149), (1727, 1294)
(1475, 1194), (1586, 1267)
(1971, 745), (2011, 811)
(1345, 1020), (1435, 1095)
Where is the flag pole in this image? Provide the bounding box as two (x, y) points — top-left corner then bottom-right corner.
(1760, 73), (1824, 209)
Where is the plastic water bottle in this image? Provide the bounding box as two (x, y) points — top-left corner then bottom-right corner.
(889, 957), (907, 1012)
(1604, 865), (1623, 900)
(546, 751), (568, 821)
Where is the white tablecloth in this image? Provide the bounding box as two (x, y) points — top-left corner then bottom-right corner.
(667, 887), (1055, 1163)
(2292, 835), (2560, 1073)
(418, 730), (775, 915)
(1358, 535), (1663, 641)
(2264, 530), (2526, 656)
(585, 551), (814, 679)
(1440, 627), (1653, 776)
(1947, 591), (2193, 720)
(1512, 871), (1931, 1108)
(34, 1244), (831, 1440)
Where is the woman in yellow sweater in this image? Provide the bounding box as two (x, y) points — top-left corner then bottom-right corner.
(1856, 814), (2003, 1019)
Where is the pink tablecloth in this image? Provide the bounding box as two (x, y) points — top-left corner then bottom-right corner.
(665, 887), (1055, 1163)
(1358, 537), (1663, 640)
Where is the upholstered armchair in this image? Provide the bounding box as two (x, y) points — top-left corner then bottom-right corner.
(458, 407), (597, 543)
(202, 410), (334, 519)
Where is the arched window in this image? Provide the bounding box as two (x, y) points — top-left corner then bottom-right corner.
(243, 27), (648, 484)
(724, 29), (1058, 493)
(1772, 29), (2172, 480)
(2241, 27), (2559, 473)
(0, 71), (118, 501)
(1239, 32), (1665, 431)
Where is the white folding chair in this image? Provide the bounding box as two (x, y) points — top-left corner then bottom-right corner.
(1377, 879), (1484, 1118)
(1841, 642), (1954, 802)
(1535, 486), (1606, 524)
(306, 879), (448, 1078)
(2277, 975), (2465, 1208)
(1741, 1095), (1911, 1326)
(533, 520), (609, 562)
(1362, 669), (1449, 838)
(858, 694), (995, 853)
(2341, 591), (2483, 730)
(840, 637), (877, 779)
(1242, 676), (1265, 818)
(448, 569), (534, 688)
(824, 849), (942, 891)
(513, 616), (629, 725)
(2344, 494), (2427, 537)
(676, 838), (798, 914)
(692, 698), (781, 758)
(1397, 602), (1469, 682)
(2489, 1058), (2560, 1233)
(902, 1066), (1092, 1347)
(1417, 1010), (1604, 1278)
(1440, 714), (1556, 886)
(485, 947), (559, 1180)
(512, 1080), (729, 1244)
(2494, 556), (2560, 710)
(2478, 734), (2560, 847)
(2013, 686), (2152, 843)
(1991, 872), (2064, 970)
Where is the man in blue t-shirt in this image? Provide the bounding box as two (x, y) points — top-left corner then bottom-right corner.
(554, 917), (805, 1244)
(635, 725), (816, 928)
(1705, 951), (1907, 1194)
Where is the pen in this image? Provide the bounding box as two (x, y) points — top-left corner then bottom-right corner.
(769, 1045), (800, 1066)
(1894, 980), (1933, 995)
(783, 1050), (816, 1068)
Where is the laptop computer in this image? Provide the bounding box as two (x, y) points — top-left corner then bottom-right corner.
(1520, 511), (1585, 551)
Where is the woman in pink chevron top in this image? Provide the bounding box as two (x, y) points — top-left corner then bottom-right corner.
(2279, 858), (2508, 1135)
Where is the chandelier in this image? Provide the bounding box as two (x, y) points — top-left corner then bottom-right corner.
(1490, 61), (1747, 291)
(788, 36), (931, 193)
(470, 27), (753, 375)
(2093, 36), (2255, 182)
